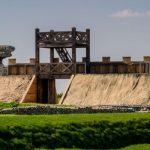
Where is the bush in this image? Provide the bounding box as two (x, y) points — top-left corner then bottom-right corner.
(56, 93), (63, 103)
(10, 102), (19, 108)
(0, 119), (150, 149)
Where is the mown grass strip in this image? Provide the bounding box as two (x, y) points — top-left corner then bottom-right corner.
(0, 113), (150, 127)
(119, 144), (150, 150)
(0, 102), (73, 109)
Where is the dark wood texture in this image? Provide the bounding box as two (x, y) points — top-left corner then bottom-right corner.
(34, 27), (90, 103)
(48, 79), (56, 104)
(35, 29), (40, 76)
(35, 27), (90, 76)
(8, 61), (150, 75)
(55, 48), (72, 62)
(35, 29), (40, 103)
(50, 48), (54, 63)
(86, 29), (90, 73)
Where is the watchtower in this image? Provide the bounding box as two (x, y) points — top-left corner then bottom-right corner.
(35, 27), (90, 103)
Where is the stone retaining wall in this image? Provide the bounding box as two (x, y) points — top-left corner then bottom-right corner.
(0, 106), (149, 114)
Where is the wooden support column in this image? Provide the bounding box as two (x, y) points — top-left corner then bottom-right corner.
(50, 30), (54, 63)
(35, 28), (41, 103)
(72, 27), (76, 73)
(35, 28), (40, 76)
(50, 48), (54, 63)
(86, 29), (90, 73)
(48, 79), (56, 104)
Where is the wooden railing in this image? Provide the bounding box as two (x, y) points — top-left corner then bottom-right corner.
(39, 63), (86, 75)
(38, 31), (88, 45)
(7, 63), (86, 76)
(50, 63), (74, 74)
(39, 64), (50, 75)
(7, 61), (150, 76)
(39, 63), (74, 75)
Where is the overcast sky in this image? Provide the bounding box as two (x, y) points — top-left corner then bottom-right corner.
(1, 0), (150, 92)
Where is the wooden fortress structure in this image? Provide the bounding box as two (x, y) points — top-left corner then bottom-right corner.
(7, 27), (150, 103)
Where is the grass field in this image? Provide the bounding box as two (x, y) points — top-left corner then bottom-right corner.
(120, 144), (150, 150)
(0, 113), (150, 149)
(0, 113), (150, 127)
(0, 102), (71, 109)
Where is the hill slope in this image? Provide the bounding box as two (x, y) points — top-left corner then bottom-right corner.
(0, 75), (33, 102)
(61, 74), (150, 106)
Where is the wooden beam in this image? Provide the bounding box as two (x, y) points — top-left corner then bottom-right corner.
(72, 27), (76, 74)
(39, 74), (71, 79)
(50, 48), (54, 63)
(37, 77), (42, 103)
(72, 27), (76, 63)
(35, 28), (41, 102)
(35, 28), (40, 75)
(86, 29), (90, 73)
(48, 79), (56, 104)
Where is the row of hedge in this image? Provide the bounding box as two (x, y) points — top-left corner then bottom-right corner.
(1, 119), (150, 149)
(0, 106), (144, 114)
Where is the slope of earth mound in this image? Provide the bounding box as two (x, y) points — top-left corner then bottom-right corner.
(61, 74), (150, 106)
(0, 75), (33, 102)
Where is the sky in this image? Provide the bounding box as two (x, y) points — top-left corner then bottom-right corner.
(0, 0), (150, 92)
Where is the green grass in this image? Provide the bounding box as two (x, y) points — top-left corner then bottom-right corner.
(120, 144), (150, 150)
(0, 102), (19, 109)
(0, 102), (73, 109)
(0, 102), (39, 109)
(0, 113), (150, 128)
(0, 114), (150, 149)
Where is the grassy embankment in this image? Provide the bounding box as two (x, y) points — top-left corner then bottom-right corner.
(1, 102), (150, 149)
(120, 144), (150, 150)
(0, 101), (69, 109)
(0, 102), (150, 127)
(0, 117), (150, 149)
(0, 113), (150, 127)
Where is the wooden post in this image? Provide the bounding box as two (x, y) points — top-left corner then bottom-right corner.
(35, 28), (40, 75)
(35, 28), (40, 103)
(72, 27), (76, 73)
(50, 30), (54, 63)
(48, 79), (56, 104)
(86, 28), (90, 73)
(50, 48), (54, 63)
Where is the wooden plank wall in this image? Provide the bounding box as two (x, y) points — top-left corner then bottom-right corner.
(8, 64), (35, 75)
(8, 56), (150, 76)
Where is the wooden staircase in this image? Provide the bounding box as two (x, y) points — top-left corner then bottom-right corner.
(55, 48), (72, 62)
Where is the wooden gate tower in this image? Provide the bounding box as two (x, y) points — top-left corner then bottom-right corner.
(35, 27), (90, 103)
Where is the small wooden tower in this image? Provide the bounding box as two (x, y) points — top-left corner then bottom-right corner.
(35, 27), (90, 103)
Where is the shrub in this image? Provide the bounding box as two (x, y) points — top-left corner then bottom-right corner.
(56, 93), (63, 103)
(10, 102), (19, 108)
(0, 119), (150, 149)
